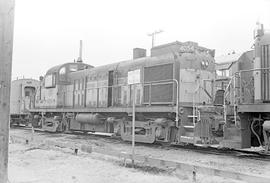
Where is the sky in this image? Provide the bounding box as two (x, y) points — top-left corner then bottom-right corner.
(12, 0), (270, 79)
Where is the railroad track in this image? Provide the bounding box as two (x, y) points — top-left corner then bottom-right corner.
(11, 125), (270, 161)
(10, 126), (270, 183)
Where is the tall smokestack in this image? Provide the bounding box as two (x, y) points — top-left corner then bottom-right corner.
(77, 40), (83, 63)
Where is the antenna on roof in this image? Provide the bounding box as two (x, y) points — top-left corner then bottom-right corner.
(77, 40), (83, 63)
(147, 30), (164, 48)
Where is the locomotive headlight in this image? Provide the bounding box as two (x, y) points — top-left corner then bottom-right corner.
(201, 60), (206, 66)
(201, 60), (209, 69)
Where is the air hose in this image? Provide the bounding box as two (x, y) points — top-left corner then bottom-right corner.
(251, 120), (262, 147)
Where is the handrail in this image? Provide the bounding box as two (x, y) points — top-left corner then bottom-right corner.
(223, 75), (234, 125)
(192, 84), (200, 126)
(191, 81), (213, 126)
(233, 76), (237, 126)
(85, 79), (178, 89)
(172, 79), (179, 126)
(83, 79), (179, 127)
(223, 74), (240, 126)
(236, 67), (270, 74)
(191, 79), (214, 122)
(221, 67), (270, 126)
(236, 67), (270, 104)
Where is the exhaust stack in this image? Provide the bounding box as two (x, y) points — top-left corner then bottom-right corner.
(133, 48), (146, 59)
(77, 40), (83, 63)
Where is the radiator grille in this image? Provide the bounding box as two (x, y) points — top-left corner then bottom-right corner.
(144, 64), (173, 82)
(143, 64), (174, 103)
(261, 44), (270, 101)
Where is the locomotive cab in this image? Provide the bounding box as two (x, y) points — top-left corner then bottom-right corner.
(33, 62), (93, 131)
(44, 62), (93, 86)
(35, 62), (93, 109)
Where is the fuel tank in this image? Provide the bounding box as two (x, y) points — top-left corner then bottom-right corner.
(75, 113), (104, 125)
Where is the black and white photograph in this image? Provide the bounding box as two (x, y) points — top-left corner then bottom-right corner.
(1, 0), (270, 182)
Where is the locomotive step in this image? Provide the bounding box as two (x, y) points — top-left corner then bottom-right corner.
(183, 125), (195, 129)
(188, 115), (198, 118)
(220, 139), (242, 149)
(180, 136), (195, 144)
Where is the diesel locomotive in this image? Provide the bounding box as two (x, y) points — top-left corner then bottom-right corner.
(208, 23), (270, 150)
(235, 24), (270, 150)
(20, 24), (270, 150)
(28, 40), (223, 145)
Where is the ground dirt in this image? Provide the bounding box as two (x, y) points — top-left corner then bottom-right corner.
(8, 128), (270, 183)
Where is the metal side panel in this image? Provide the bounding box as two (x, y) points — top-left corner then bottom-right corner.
(29, 106), (177, 113)
(238, 103), (270, 113)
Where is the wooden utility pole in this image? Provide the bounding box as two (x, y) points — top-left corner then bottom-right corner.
(0, 0), (15, 182)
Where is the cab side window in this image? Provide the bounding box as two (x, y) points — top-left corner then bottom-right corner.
(44, 74), (56, 88)
(59, 67), (67, 81)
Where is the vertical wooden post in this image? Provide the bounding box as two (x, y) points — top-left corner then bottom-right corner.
(0, 0), (15, 182)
